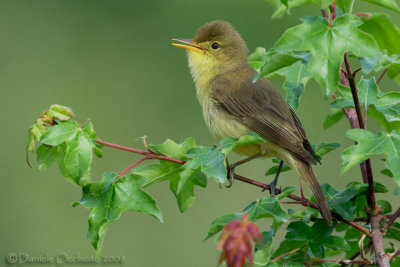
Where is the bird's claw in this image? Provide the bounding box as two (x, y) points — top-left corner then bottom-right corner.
(268, 180), (280, 197)
(225, 164), (236, 188)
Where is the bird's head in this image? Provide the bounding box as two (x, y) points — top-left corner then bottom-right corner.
(172, 21), (248, 80)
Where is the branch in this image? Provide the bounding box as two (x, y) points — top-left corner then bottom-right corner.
(377, 69), (388, 84)
(342, 53), (390, 267)
(343, 53), (376, 209)
(385, 207), (400, 230)
(271, 244), (307, 262)
(95, 138), (370, 235)
(95, 139), (185, 165)
(118, 156), (153, 179)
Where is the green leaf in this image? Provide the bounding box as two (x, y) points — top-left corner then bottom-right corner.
(342, 129), (400, 187)
(322, 182), (386, 219)
(360, 14), (400, 55)
(314, 142), (341, 157)
(250, 48), (312, 111)
(185, 145), (226, 184)
(321, 263), (341, 267)
(249, 47), (268, 71)
(149, 137), (197, 161)
(265, 160), (291, 176)
(204, 213), (244, 241)
(358, 56), (380, 74)
(325, 236), (351, 250)
(336, 0), (354, 13)
(254, 51), (301, 82)
(309, 242), (325, 258)
(275, 14), (380, 95)
(359, 14), (400, 78)
(47, 104), (74, 121)
(387, 222), (400, 241)
(272, 240), (307, 260)
(79, 173), (162, 256)
(285, 221), (349, 258)
(360, 0), (400, 13)
(170, 166), (207, 212)
(36, 145), (61, 170)
(220, 132), (264, 155)
(134, 161), (206, 213)
(332, 78), (400, 131)
(246, 196), (289, 223)
(381, 168), (393, 177)
(368, 106), (400, 132)
(63, 131), (93, 185)
(254, 243), (274, 267)
(82, 121), (96, 139)
(134, 161), (182, 187)
(40, 121), (79, 146)
(93, 146), (103, 158)
(276, 186), (297, 200)
(323, 109), (345, 129)
(26, 120), (48, 166)
(265, 0), (332, 19)
(274, 61), (312, 111)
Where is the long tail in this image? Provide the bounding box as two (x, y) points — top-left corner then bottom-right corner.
(290, 158), (332, 225)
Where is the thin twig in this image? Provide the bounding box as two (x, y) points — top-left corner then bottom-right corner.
(354, 13), (370, 18)
(377, 69), (388, 84)
(343, 53), (376, 207)
(95, 139), (186, 165)
(118, 156), (153, 178)
(342, 53), (388, 267)
(343, 53), (365, 130)
(386, 207), (400, 229)
(271, 244), (307, 262)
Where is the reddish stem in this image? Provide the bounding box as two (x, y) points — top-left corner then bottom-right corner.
(386, 207), (400, 229)
(118, 156), (153, 178)
(95, 139), (186, 165)
(377, 69), (388, 84)
(355, 13), (371, 18)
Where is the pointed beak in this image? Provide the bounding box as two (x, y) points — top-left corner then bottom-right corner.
(171, 38), (204, 52)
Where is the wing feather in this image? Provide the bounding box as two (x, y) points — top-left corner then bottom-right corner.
(211, 66), (318, 164)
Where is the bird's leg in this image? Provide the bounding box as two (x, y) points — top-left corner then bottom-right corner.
(268, 160), (284, 197)
(226, 153), (262, 187)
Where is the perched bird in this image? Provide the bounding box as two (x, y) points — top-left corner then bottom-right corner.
(172, 21), (332, 225)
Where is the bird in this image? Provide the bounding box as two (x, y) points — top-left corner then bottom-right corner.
(172, 20), (332, 225)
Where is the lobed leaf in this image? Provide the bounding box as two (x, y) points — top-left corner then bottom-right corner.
(332, 78), (400, 131)
(285, 221), (349, 258)
(78, 173), (162, 256)
(361, 0), (400, 13)
(149, 137), (197, 161)
(246, 196), (289, 223)
(275, 14), (380, 96)
(186, 145), (226, 184)
(220, 132), (264, 155)
(342, 129), (400, 188)
(265, 0), (333, 19)
(134, 161), (207, 213)
(63, 132), (93, 185)
(275, 61), (312, 111)
(39, 120), (79, 146)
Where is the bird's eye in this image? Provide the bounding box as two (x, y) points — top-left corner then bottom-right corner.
(211, 42), (220, 50)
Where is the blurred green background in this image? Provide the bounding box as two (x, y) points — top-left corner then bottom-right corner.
(1, 0), (399, 266)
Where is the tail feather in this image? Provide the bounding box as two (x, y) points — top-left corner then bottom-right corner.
(292, 158), (332, 225)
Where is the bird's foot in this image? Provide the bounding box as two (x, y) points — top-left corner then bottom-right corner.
(268, 178), (280, 197)
(225, 164), (236, 188)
